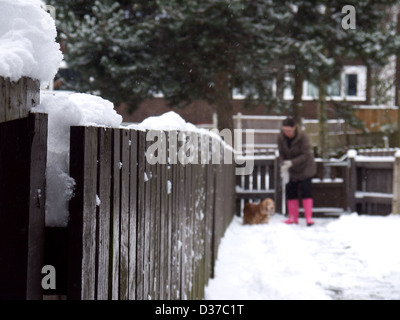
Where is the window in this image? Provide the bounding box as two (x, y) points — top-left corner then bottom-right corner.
(306, 81), (318, 98)
(342, 66), (366, 100)
(303, 77), (341, 99)
(282, 65), (366, 101)
(345, 74), (357, 96)
(327, 78), (341, 97)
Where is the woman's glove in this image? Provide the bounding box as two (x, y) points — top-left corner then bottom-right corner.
(280, 160), (292, 174)
(280, 160), (292, 185)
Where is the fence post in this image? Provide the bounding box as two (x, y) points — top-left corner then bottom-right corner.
(0, 113), (47, 299)
(236, 112), (242, 130)
(0, 77), (40, 123)
(0, 76), (45, 300)
(347, 149), (357, 213)
(392, 150), (400, 214)
(274, 150), (282, 214)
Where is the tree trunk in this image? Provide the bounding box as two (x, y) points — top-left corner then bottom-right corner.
(213, 70), (233, 132)
(366, 64), (372, 105)
(396, 13), (400, 147)
(317, 79), (329, 158)
(292, 69), (304, 126)
(275, 68), (285, 110)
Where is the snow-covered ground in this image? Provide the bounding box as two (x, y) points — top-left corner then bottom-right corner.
(205, 213), (400, 300)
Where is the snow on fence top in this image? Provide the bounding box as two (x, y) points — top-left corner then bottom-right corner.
(128, 110), (199, 132)
(34, 91), (248, 226)
(0, 0), (63, 84)
(33, 91), (123, 227)
(127, 111), (243, 157)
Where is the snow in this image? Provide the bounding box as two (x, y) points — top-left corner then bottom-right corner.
(0, 0), (63, 85)
(96, 195), (101, 207)
(205, 213), (400, 300)
(355, 155), (394, 162)
(128, 111), (198, 132)
(356, 105), (398, 110)
(32, 91), (122, 227)
(355, 191), (392, 199)
(131, 111), (240, 159)
(347, 149), (357, 158)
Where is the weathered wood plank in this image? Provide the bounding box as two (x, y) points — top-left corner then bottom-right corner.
(155, 159), (162, 299)
(5, 78), (23, 121)
(198, 162), (207, 299)
(205, 163), (216, 280)
(154, 159), (162, 300)
(159, 137), (169, 299)
(68, 126), (86, 299)
(0, 77), (7, 121)
(170, 131), (181, 300)
(110, 128), (121, 300)
(80, 127), (98, 300)
(144, 130), (152, 299)
(26, 113), (48, 299)
(165, 132), (173, 300)
(128, 129), (138, 300)
(68, 126), (98, 300)
(181, 162), (191, 299)
(192, 163), (199, 300)
(0, 77), (40, 123)
(119, 129), (130, 300)
(212, 163), (224, 271)
(96, 127), (112, 300)
(0, 113), (47, 300)
(188, 162), (196, 300)
(177, 147), (186, 299)
(148, 146), (156, 300)
(136, 130), (147, 299)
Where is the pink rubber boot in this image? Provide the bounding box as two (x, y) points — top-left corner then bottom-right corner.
(303, 198), (315, 226)
(284, 199), (299, 224)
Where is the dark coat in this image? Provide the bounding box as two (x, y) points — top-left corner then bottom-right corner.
(277, 128), (316, 181)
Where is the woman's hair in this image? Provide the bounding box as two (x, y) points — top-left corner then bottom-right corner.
(282, 117), (297, 127)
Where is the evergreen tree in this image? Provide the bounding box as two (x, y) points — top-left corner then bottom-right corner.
(275, 0), (400, 157)
(50, 0), (400, 139)
(49, 0), (161, 108)
(49, 0), (286, 131)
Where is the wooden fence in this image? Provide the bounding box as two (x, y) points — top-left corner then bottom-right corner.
(350, 149), (397, 215)
(1, 75), (236, 300)
(65, 126), (235, 300)
(235, 149), (400, 217)
(235, 156), (279, 214)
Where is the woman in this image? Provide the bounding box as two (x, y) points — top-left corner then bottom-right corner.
(278, 117), (316, 226)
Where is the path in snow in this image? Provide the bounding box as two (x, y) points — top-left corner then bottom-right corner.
(205, 213), (400, 300)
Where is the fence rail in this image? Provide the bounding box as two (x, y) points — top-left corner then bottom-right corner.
(235, 149), (400, 217)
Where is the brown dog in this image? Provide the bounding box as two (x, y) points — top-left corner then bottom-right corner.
(243, 198), (275, 225)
